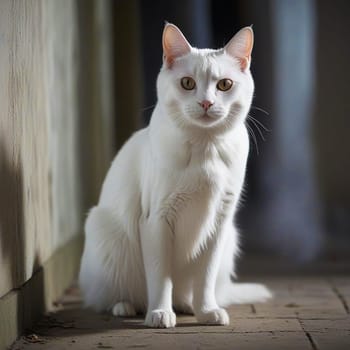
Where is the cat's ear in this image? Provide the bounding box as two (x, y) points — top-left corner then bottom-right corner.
(224, 27), (254, 72)
(162, 23), (191, 68)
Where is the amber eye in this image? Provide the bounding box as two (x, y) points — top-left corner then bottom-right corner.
(181, 77), (196, 90)
(217, 79), (234, 91)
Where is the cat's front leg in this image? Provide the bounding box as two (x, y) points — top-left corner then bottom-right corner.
(140, 215), (176, 328)
(192, 231), (229, 325)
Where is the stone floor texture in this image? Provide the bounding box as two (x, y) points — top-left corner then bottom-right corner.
(10, 274), (350, 350)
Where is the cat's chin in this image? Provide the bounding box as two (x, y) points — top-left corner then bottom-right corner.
(191, 113), (223, 127)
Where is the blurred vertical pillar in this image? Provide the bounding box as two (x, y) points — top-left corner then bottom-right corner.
(256, 0), (322, 261)
(77, 0), (116, 211)
(112, 0), (143, 149)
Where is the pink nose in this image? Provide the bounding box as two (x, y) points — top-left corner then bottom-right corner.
(198, 100), (213, 111)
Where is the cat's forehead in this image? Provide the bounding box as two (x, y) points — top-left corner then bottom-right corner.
(174, 49), (239, 79)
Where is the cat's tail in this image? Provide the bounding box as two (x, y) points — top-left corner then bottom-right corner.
(217, 283), (273, 306)
(79, 206), (147, 313)
(79, 206), (121, 311)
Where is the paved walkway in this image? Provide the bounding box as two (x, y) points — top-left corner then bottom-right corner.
(11, 274), (350, 349)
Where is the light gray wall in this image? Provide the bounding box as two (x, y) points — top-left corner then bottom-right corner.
(0, 0), (115, 299)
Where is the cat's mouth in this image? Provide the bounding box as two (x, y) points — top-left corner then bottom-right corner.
(197, 112), (221, 124)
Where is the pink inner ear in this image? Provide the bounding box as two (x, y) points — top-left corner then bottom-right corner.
(239, 57), (250, 71)
(163, 24), (191, 67)
(224, 27), (254, 71)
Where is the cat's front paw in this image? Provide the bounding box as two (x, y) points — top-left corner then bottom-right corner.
(145, 309), (176, 328)
(196, 308), (230, 325)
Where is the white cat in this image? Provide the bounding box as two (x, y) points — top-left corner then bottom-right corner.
(79, 23), (271, 328)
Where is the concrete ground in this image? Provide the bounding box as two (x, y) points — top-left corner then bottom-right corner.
(10, 263), (350, 350)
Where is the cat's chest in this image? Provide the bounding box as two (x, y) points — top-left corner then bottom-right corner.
(152, 138), (247, 259)
(163, 156), (235, 261)
(163, 146), (235, 222)
(153, 136), (247, 220)
(181, 142), (236, 189)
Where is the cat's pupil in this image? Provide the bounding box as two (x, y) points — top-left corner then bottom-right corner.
(217, 79), (233, 91)
(181, 77), (196, 90)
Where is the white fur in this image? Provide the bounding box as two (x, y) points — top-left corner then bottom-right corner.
(79, 24), (272, 328)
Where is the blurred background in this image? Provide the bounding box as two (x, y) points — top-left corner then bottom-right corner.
(0, 0), (350, 346)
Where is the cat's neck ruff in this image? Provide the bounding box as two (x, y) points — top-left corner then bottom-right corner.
(148, 102), (248, 174)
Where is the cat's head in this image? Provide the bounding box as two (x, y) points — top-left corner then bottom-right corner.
(157, 23), (254, 133)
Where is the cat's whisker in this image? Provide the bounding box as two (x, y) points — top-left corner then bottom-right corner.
(140, 104), (156, 112)
(251, 105), (270, 116)
(248, 115), (270, 132)
(247, 116), (266, 141)
(246, 122), (259, 155)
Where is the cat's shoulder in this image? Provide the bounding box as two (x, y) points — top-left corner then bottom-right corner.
(117, 127), (150, 154)
(110, 127), (150, 169)
(128, 127), (149, 144)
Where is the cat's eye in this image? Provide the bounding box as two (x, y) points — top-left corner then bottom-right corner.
(181, 77), (196, 90)
(217, 79), (234, 91)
